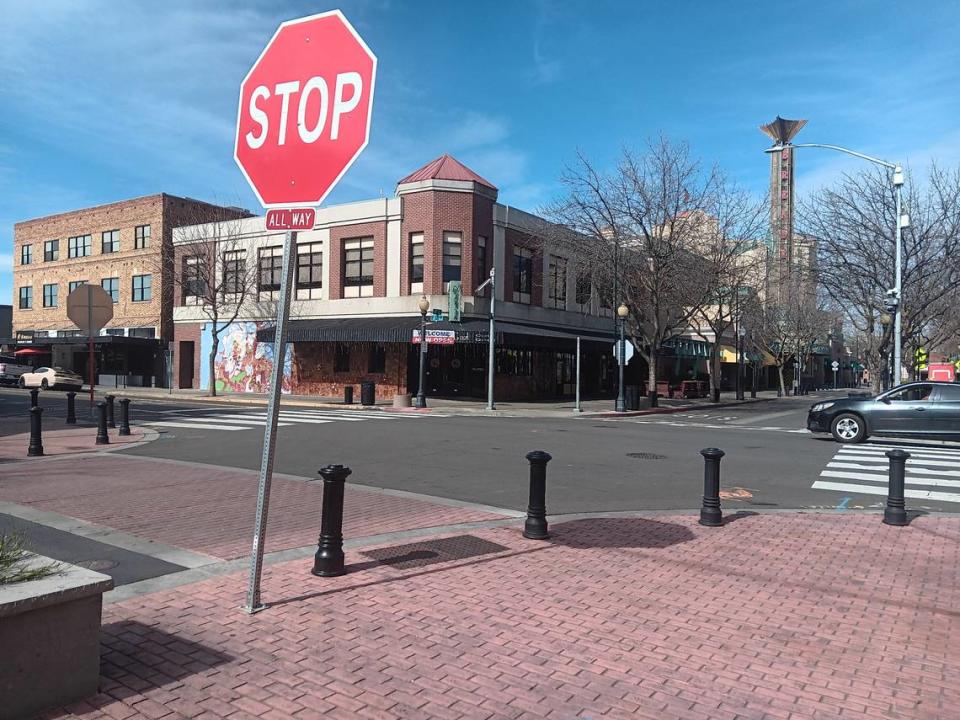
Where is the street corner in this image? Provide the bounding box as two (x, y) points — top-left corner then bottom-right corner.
(0, 426), (153, 462)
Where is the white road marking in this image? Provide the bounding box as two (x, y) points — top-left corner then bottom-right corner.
(148, 421), (246, 431)
(821, 469), (960, 488)
(828, 461), (960, 477)
(812, 480), (960, 504)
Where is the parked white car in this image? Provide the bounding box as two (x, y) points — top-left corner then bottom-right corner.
(19, 367), (84, 390)
(0, 355), (34, 386)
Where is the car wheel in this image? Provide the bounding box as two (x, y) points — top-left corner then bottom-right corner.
(831, 413), (866, 444)
(40, 379), (49, 390)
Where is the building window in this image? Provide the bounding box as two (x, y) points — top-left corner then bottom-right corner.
(20, 244), (32, 265)
(135, 224), (151, 249)
(334, 344), (351, 372)
(183, 256), (205, 303)
(476, 236), (487, 285)
(496, 348), (533, 376)
(575, 275), (592, 307)
(409, 232), (424, 289)
(68, 235), (91, 258)
(57, 330), (84, 338)
(104, 328), (125, 336)
(442, 231), (462, 284)
(132, 274), (152, 302)
(44, 240), (59, 262)
(128, 327), (156, 338)
(296, 242), (323, 300)
(101, 277), (119, 303)
(368, 344), (386, 373)
(68, 280), (88, 294)
(223, 250), (246, 296)
(548, 256), (567, 309)
(343, 238), (374, 298)
(42, 283), (58, 308)
(101, 229), (120, 254)
(512, 247), (533, 304)
(258, 246), (283, 297)
(19, 287), (32, 310)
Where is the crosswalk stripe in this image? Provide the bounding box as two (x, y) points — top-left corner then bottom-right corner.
(812, 480), (960, 504)
(828, 461), (960, 478)
(147, 421), (247, 431)
(202, 416), (300, 426)
(823, 468), (960, 488)
(834, 453), (960, 469)
(842, 443), (960, 455)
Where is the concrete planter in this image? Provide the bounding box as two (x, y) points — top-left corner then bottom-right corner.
(392, 393), (412, 408)
(0, 555), (113, 720)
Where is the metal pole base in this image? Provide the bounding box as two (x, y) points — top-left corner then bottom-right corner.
(414, 395), (427, 409)
(523, 519), (550, 540)
(699, 506), (723, 527)
(312, 547), (346, 577)
(882, 508), (908, 526)
(241, 603), (269, 614)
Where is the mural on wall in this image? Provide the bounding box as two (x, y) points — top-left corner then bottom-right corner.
(213, 322), (292, 394)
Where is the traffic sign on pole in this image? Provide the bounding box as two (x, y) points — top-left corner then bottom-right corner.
(238, 9), (376, 614)
(613, 340), (634, 365)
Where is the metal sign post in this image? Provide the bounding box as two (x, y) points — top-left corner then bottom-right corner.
(244, 230), (296, 613)
(574, 336), (581, 413)
(475, 268), (496, 411)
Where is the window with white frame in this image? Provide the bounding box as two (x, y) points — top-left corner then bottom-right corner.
(222, 250), (246, 296)
(257, 246), (283, 299)
(343, 238), (374, 298)
(442, 231), (462, 286)
(548, 255), (567, 309)
(68, 235), (91, 258)
(409, 232), (424, 293)
(296, 242), (323, 300)
(183, 256), (205, 304)
(512, 247), (533, 304)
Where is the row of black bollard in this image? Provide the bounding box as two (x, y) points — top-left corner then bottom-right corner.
(25, 393), (134, 456)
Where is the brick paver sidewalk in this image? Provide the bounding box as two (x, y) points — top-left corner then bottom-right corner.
(0, 427), (145, 461)
(41, 512), (960, 720)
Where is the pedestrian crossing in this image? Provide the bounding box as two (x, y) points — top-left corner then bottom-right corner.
(812, 442), (960, 505)
(141, 408), (443, 433)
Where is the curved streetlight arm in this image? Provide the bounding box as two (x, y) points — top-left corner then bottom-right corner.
(765, 142), (897, 171)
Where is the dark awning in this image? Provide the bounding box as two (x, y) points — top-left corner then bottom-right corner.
(257, 317), (614, 347)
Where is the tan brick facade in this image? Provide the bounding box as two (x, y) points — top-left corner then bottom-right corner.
(12, 194), (248, 341)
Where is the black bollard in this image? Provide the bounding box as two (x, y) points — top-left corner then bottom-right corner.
(883, 449), (910, 526)
(118, 398), (131, 436)
(523, 450), (552, 540)
(699, 447), (725, 526)
(28, 406), (44, 457)
(312, 464), (351, 577)
(95, 401), (110, 445)
(30, 388), (39, 407)
(66, 391), (77, 425)
(105, 394), (116, 428)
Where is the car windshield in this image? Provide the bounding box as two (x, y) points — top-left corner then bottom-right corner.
(35, 367), (49, 373)
(884, 385), (934, 402)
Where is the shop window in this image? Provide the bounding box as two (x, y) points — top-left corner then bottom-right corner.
(334, 344), (351, 372)
(548, 255), (567, 309)
(368, 344), (386, 373)
(442, 231), (462, 284)
(258, 246), (283, 298)
(20, 244), (32, 265)
(496, 348), (533, 376)
(296, 242), (323, 300)
(104, 328), (125, 336)
(129, 327), (156, 338)
(409, 233), (424, 292)
(344, 238), (374, 297)
(512, 248), (533, 304)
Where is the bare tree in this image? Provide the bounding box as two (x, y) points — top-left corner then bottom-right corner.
(800, 163), (960, 391)
(165, 208), (260, 397)
(541, 138), (760, 402)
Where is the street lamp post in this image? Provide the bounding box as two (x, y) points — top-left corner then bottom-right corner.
(415, 296), (429, 408)
(736, 324), (745, 401)
(880, 312), (892, 390)
(765, 142), (906, 387)
(616, 304), (628, 412)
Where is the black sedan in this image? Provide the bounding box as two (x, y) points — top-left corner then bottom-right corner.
(807, 382), (960, 443)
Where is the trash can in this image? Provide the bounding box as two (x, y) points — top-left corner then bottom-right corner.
(343, 385), (354, 404)
(625, 385), (640, 411)
(360, 381), (376, 406)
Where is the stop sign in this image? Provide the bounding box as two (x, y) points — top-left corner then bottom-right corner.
(234, 10), (376, 208)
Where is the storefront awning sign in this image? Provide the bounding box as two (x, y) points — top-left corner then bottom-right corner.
(412, 329), (456, 345)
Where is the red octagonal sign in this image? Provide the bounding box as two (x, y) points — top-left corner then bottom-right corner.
(234, 10), (376, 208)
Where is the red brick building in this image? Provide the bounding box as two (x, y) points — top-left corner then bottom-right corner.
(172, 156), (616, 400)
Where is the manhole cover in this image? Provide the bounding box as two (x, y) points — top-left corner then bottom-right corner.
(74, 559), (118, 571)
(626, 452), (666, 460)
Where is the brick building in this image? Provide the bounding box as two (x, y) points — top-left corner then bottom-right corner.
(173, 155), (617, 400)
(11, 194), (250, 386)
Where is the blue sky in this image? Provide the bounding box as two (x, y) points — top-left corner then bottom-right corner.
(3, 0), (960, 305)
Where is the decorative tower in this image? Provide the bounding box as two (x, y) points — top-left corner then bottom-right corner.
(760, 116), (807, 301)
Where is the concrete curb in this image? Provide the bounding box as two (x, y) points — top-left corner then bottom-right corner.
(581, 396), (775, 418)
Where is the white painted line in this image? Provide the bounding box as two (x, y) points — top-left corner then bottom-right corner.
(147, 421), (246, 431)
(835, 454), (960, 469)
(821, 469), (960, 489)
(838, 448), (960, 463)
(827, 462), (960, 483)
(201, 416), (296, 427)
(812, 480), (960, 504)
